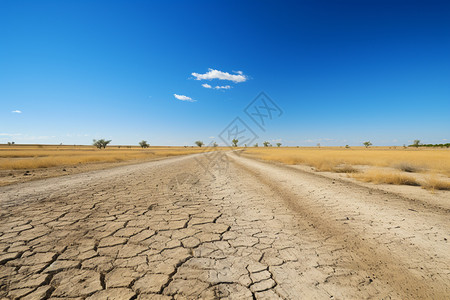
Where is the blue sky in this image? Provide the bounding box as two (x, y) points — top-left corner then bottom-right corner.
(1, 0), (449, 146)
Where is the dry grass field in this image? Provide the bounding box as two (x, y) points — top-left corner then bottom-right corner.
(0, 144), (213, 170)
(243, 147), (450, 190)
(0, 144), (217, 186)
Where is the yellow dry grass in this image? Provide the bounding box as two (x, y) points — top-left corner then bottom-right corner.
(422, 174), (450, 191)
(0, 145), (214, 170)
(243, 147), (450, 176)
(352, 169), (419, 186)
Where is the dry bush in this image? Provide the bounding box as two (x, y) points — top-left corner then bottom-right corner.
(353, 169), (419, 186)
(422, 174), (450, 191)
(394, 162), (421, 173)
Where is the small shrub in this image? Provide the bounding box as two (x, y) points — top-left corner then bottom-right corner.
(394, 162), (421, 173)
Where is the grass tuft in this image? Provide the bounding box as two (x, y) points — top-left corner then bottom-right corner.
(422, 174), (450, 191)
(353, 169), (419, 186)
(333, 164), (359, 173)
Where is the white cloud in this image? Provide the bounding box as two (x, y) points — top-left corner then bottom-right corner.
(214, 85), (231, 90)
(202, 83), (212, 89)
(12, 110), (22, 114)
(174, 94), (196, 102)
(192, 68), (247, 83)
(209, 136), (215, 139)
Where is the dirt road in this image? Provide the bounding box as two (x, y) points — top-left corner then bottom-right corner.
(0, 152), (448, 299)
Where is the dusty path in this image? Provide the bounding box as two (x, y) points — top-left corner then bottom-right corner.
(0, 152), (448, 299)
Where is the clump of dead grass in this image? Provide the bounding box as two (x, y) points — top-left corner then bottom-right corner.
(353, 169), (419, 186)
(421, 174), (450, 191)
(393, 162), (421, 173)
(332, 164), (359, 173)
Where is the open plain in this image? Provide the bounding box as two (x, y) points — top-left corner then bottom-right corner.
(0, 150), (449, 299)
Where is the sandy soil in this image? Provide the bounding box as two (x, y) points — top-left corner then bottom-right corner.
(0, 151), (448, 299)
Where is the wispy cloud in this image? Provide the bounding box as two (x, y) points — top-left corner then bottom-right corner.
(12, 110), (22, 114)
(174, 94), (196, 102)
(0, 133), (22, 137)
(192, 68), (247, 83)
(202, 83), (231, 90)
(215, 85), (231, 90)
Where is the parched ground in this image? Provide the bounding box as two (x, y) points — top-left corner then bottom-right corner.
(0, 152), (449, 299)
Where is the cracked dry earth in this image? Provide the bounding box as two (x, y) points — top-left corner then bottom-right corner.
(0, 152), (449, 299)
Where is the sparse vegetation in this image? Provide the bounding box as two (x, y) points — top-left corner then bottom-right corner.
(93, 139), (111, 149)
(253, 143), (258, 147)
(263, 141), (271, 147)
(195, 141), (204, 147)
(242, 147), (450, 176)
(139, 140), (150, 148)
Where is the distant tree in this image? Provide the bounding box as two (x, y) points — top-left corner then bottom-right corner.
(139, 140), (150, 148)
(403, 144), (407, 149)
(93, 139), (111, 149)
(213, 142), (218, 147)
(317, 143), (321, 148)
(345, 145), (350, 148)
(363, 141), (372, 148)
(263, 141), (271, 147)
(412, 140), (421, 148)
(232, 139), (239, 147)
(7, 142), (11, 146)
(276, 143), (282, 147)
(244, 144), (247, 147)
(11, 142), (14, 145)
(195, 141), (204, 147)
(253, 143), (259, 147)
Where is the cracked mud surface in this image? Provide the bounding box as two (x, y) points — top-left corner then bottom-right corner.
(0, 152), (449, 299)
